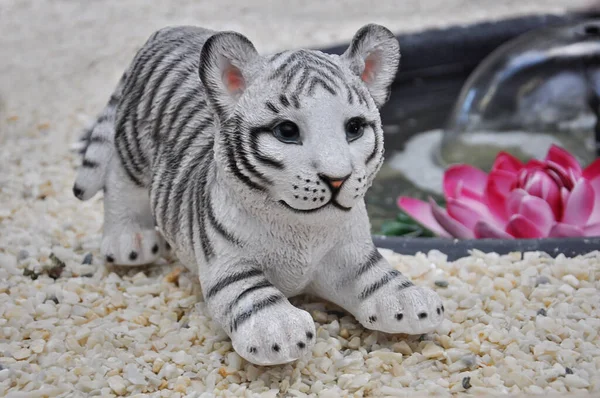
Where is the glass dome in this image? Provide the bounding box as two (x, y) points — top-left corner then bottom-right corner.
(438, 19), (600, 171)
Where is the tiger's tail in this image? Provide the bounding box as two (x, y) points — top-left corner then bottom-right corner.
(72, 72), (127, 201)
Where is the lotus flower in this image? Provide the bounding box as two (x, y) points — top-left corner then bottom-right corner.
(398, 145), (600, 239)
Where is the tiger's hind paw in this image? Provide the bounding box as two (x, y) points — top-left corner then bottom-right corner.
(101, 229), (167, 266)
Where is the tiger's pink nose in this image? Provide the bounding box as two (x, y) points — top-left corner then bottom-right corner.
(319, 174), (350, 192)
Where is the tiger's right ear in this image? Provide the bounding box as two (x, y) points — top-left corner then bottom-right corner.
(199, 31), (260, 121)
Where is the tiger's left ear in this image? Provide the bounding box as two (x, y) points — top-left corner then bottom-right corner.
(341, 24), (400, 108)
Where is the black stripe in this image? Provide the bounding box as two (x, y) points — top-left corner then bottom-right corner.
(347, 89), (354, 105)
(307, 77), (336, 96)
(313, 68), (340, 91)
(165, 135), (213, 237)
(249, 128), (285, 170)
(226, 279), (273, 314)
(151, 64), (197, 141)
(207, 268), (262, 298)
(398, 279), (414, 291)
(231, 294), (283, 332)
(293, 68), (312, 96)
(355, 248), (383, 277)
(153, 110), (210, 218)
(359, 270), (400, 300)
(120, 39), (188, 173)
(353, 86), (368, 106)
(279, 94), (290, 108)
(265, 101), (279, 114)
(236, 134), (273, 186)
(290, 94), (300, 109)
(114, 141), (145, 187)
(164, 90), (201, 140)
(366, 122), (380, 164)
(192, 164), (212, 260)
(136, 50), (188, 161)
(224, 133), (266, 191)
(197, 150), (215, 260)
(270, 52), (302, 80)
(269, 51), (287, 63)
(82, 159), (99, 168)
(223, 116), (267, 191)
(229, 117), (272, 187)
(311, 52), (344, 76)
(206, 191), (242, 245)
(281, 62), (304, 90)
(186, 168), (196, 251)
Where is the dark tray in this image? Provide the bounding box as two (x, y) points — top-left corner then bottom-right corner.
(318, 11), (600, 259)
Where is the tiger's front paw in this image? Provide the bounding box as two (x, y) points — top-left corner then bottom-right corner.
(358, 281), (445, 335)
(101, 228), (167, 266)
(230, 300), (316, 366)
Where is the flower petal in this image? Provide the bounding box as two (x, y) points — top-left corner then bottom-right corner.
(397, 197), (450, 238)
(444, 165), (488, 199)
(446, 198), (484, 230)
(584, 222), (600, 237)
(429, 198), (474, 239)
(491, 152), (523, 173)
(583, 158), (600, 225)
(517, 195), (556, 236)
(474, 221), (514, 239)
(549, 223), (585, 237)
(505, 189), (529, 216)
(546, 144), (582, 177)
(505, 214), (546, 238)
(562, 179), (594, 226)
(583, 158), (600, 181)
(522, 171), (562, 219)
(487, 170), (517, 196)
(485, 180), (510, 222)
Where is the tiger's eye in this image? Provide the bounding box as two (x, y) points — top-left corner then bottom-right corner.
(345, 117), (366, 142)
(273, 121), (300, 144)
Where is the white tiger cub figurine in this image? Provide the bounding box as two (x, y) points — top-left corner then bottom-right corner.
(73, 24), (444, 366)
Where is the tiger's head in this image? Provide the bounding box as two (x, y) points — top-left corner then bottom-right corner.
(200, 24), (400, 217)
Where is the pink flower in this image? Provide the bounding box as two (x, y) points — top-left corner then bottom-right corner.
(398, 145), (600, 239)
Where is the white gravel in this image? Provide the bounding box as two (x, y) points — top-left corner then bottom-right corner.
(1, 0), (599, 397)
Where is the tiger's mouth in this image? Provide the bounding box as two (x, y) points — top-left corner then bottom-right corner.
(278, 200), (352, 213)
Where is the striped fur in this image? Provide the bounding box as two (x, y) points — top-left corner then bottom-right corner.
(72, 24), (444, 366)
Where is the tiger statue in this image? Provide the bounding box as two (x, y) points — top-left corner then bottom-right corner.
(73, 24), (444, 366)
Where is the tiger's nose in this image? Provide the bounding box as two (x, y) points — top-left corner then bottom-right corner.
(319, 173), (350, 191)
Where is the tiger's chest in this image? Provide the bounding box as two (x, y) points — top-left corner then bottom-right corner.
(254, 230), (334, 297)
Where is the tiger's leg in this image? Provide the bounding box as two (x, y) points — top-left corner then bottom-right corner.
(100, 156), (167, 266)
(309, 240), (445, 335)
(199, 258), (316, 366)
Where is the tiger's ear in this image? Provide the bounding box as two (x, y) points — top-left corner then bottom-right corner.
(199, 31), (260, 120)
(341, 24), (400, 108)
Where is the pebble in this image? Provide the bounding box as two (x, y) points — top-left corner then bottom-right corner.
(17, 250), (29, 261)
(107, 375), (128, 396)
(564, 374), (590, 388)
(82, 253), (93, 265)
(422, 342), (444, 359)
(434, 280), (449, 288)
(124, 363), (146, 385)
(535, 276), (551, 286)
(462, 376), (472, 390)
